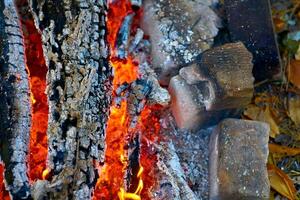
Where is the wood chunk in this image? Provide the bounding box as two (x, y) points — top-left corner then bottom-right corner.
(0, 1), (31, 198)
(140, 0), (221, 85)
(225, 0), (281, 81)
(199, 42), (254, 111)
(169, 42), (254, 130)
(168, 75), (209, 130)
(209, 119), (270, 200)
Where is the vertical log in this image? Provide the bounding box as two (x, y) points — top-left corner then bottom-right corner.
(0, 0), (31, 199)
(28, 0), (112, 199)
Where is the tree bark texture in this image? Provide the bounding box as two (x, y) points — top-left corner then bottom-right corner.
(0, 0), (111, 199)
(0, 0), (31, 199)
(28, 0), (112, 199)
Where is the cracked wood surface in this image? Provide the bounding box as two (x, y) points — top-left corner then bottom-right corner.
(27, 0), (112, 199)
(0, 0), (31, 199)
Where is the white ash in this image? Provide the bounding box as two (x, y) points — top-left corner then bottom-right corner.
(28, 0), (112, 199)
(131, 37), (171, 107)
(158, 112), (212, 200)
(140, 0), (222, 85)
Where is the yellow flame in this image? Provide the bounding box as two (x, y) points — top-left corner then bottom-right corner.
(134, 179), (144, 195)
(118, 166), (144, 200)
(30, 94), (36, 104)
(42, 168), (49, 180)
(137, 167), (143, 178)
(118, 188), (141, 200)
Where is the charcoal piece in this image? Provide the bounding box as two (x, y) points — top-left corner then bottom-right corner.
(124, 133), (141, 193)
(116, 13), (135, 59)
(225, 0), (281, 81)
(129, 28), (144, 54)
(0, 0), (31, 198)
(130, 0), (142, 8)
(199, 42), (254, 111)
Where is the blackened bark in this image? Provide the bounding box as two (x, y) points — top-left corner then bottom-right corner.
(0, 0), (31, 199)
(28, 0), (112, 199)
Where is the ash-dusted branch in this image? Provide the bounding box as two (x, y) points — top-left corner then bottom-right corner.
(0, 0), (31, 198)
(28, 0), (112, 199)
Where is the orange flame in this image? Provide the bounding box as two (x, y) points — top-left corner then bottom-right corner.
(93, 0), (160, 199)
(20, 6), (49, 182)
(0, 164), (10, 200)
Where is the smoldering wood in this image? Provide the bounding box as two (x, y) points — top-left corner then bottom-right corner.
(124, 133), (141, 193)
(225, 0), (281, 81)
(131, 37), (171, 107)
(129, 28), (144, 54)
(116, 13), (135, 59)
(130, 0), (142, 8)
(28, 0), (112, 199)
(151, 142), (198, 200)
(0, 0), (31, 198)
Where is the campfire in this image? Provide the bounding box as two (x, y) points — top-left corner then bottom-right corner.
(2, 0), (299, 199)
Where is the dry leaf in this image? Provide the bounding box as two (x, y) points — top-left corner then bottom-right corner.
(244, 104), (280, 138)
(268, 164), (297, 200)
(288, 60), (300, 88)
(296, 45), (300, 60)
(269, 143), (300, 156)
(274, 17), (287, 33)
(288, 96), (300, 125)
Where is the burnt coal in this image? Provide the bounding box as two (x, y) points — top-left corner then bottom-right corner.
(116, 13), (135, 59)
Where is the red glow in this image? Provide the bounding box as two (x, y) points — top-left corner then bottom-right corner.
(93, 0), (160, 199)
(0, 164), (10, 200)
(139, 107), (161, 199)
(20, 8), (49, 181)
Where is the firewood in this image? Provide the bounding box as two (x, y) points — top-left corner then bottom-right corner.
(27, 0), (112, 199)
(0, 0), (31, 198)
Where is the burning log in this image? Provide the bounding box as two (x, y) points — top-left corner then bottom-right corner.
(0, 0), (31, 199)
(26, 0), (112, 199)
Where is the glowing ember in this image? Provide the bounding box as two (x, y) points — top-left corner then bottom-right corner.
(0, 164), (10, 200)
(93, 0), (160, 199)
(20, 7), (49, 181)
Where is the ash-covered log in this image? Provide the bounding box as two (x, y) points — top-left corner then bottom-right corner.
(0, 0), (31, 199)
(26, 0), (112, 199)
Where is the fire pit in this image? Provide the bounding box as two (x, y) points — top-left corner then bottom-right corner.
(0, 0), (282, 199)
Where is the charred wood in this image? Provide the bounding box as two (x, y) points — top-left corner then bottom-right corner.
(124, 133), (141, 193)
(28, 0), (112, 199)
(151, 142), (198, 200)
(0, 0), (31, 199)
(130, 0), (142, 9)
(116, 13), (135, 59)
